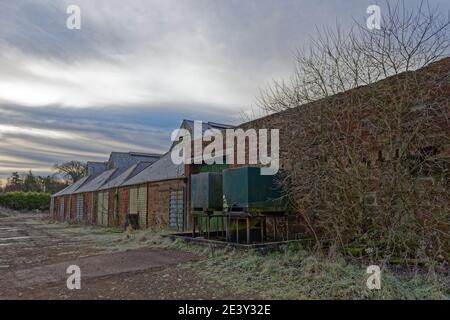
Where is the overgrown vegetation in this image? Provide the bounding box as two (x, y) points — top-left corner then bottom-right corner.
(171, 240), (449, 299)
(0, 192), (51, 211)
(250, 0), (450, 264)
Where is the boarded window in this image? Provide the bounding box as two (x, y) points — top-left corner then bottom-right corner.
(129, 186), (148, 229)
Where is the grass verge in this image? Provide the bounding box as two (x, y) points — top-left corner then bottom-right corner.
(170, 239), (449, 299)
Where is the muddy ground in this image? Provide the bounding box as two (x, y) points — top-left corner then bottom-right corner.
(0, 209), (246, 300)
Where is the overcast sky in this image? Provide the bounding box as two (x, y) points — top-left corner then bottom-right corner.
(0, 0), (448, 181)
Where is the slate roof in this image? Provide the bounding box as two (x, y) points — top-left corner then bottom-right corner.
(98, 161), (152, 190)
(74, 169), (117, 194)
(87, 161), (108, 177)
(108, 152), (162, 171)
(121, 152), (185, 187)
(52, 175), (90, 197)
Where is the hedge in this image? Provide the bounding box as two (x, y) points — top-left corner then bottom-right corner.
(0, 192), (51, 211)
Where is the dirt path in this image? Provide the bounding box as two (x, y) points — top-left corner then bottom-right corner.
(0, 210), (245, 300)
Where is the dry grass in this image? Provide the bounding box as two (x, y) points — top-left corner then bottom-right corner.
(171, 240), (449, 300)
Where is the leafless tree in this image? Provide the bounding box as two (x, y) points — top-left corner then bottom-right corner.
(54, 161), (87, 183)
(256, 0), (450, 115)
(247, 0), (450, 265)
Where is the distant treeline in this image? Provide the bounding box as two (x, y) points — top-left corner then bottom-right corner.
(0, 192), (51, 211)
(0, 171), (68, 194)
(0, 162), (87, 211)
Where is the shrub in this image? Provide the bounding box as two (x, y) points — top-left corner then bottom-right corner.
(0, 192), (51, 211)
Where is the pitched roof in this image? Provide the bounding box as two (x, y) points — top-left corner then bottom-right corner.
(52, 175), (90, 197)
(74, 169), (117, 194)
(108, 152), (162, 171)
(87, 161), (108, 176)
(98, 161), (152, 190)
(121, 152), (184, 186)
(181, 120), (234, 132)
(169, 119), (234, 151)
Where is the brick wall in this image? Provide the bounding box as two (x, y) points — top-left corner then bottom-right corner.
(147, 179), (186, 228)
(70, 194), (77, 222)
(54, 197), (61, 220)
(235, 58), (450, 193)
(64, 196), (70, 221)
(226, 58), (450, 255)
(91, 192), (98, 225)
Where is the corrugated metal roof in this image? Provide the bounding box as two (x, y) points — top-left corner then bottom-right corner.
(52, 175), (90, 197)
(99, 161), (152, 190)
(121, 152), (184, 186)
(74, 169), (117, 194)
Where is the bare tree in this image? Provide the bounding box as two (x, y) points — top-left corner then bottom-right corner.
(247, 1), (450, 264)
(256, 0), (450, 115)
(54, 161), (87, 183)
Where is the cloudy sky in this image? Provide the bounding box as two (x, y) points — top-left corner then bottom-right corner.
(0, 0), (448, 181)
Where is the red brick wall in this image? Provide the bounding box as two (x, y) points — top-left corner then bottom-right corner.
(235, 58), (450, 187)
(54, 197), (61, 220)
(91, 192), (98, 225)
(70, 194), (77, 222)
(64, 196), (70, 221)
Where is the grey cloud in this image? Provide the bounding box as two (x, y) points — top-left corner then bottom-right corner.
(1, 0), (449, 179)
(0, 103), (238, 179)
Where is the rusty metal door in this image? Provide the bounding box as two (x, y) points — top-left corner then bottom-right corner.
(169, 188), (184, 230)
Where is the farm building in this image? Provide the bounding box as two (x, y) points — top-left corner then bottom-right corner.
(50, 120), (234, 231)
(73, 168), (117, 226)
(97, 161), (153, 227)
(226, 57), (450, 248)
(121, 151), (186, 230)
(50, 58), (449, 250)
(52, 175), (90, 222)
(51, 152), (162, 225)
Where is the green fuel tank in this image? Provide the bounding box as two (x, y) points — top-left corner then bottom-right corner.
(190, 172), (223, 211)
(223, 167), (288, 214)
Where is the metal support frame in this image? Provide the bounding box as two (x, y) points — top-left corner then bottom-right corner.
(192, 209), (291, 245)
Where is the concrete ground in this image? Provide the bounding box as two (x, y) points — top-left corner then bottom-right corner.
(0, 209), (244, 300)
